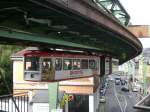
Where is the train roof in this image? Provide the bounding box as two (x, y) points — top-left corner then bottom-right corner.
(11, 47), (100, 60)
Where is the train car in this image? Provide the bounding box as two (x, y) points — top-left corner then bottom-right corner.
(24, 50), (100, 82)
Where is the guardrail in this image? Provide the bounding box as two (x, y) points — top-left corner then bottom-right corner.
(134, 94), (150, 110)
(0, 92), (29, 112)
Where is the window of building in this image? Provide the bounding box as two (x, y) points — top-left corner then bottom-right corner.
(55, 58), (62, 71)
(89, 59), (97, 69)
(81, 59), (88, 69)
(73, 59), (80, 70)
(63, 59), (72, 70)
(25, 56), (39, 71)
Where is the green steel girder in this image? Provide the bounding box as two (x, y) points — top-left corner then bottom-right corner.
(0, 0), (142, 64)
(0, 25), (131, 62)
(0, 27), (103, 51)
(93, 0), (130, 26)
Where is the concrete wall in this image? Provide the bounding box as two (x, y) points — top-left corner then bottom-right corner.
(89, 86), (100, 112)
(13, 60), (24, 82)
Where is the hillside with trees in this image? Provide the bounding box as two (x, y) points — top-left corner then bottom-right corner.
(0, 45), (23, 95)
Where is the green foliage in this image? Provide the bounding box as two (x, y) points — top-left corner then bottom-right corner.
(0, 45), (24, 95)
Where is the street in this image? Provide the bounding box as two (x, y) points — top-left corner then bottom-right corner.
(99, 75), (149, 112)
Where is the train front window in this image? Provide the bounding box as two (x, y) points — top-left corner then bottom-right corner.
(25, 57), (39, 71)
(89, 59), (97, 69)
(55, 58), (62, 71)
(63, 59), (72, 70)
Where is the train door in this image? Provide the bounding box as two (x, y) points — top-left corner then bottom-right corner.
(41, 57), (55, 81)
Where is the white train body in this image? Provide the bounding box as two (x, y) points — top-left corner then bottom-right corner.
(24, 51), (100, 82)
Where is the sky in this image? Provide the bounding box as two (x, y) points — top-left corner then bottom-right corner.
(139, 38), (150, 48)
(120, 0), (150, 25)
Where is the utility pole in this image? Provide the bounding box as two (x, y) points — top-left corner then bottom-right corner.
(143, 58), (147, 96)
(48, 82), (59, 112)
(131, 60), (135, 83)
(128, 61), (132, 81)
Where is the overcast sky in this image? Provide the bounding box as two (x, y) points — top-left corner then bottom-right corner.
(139, 38), (150, 48)
(120, 0), (150, 25)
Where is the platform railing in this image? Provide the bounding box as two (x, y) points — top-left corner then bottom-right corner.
(134, 94), (150, 110)
(0, 92), (29, 112)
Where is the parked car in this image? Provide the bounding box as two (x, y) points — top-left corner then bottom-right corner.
(100, 88), (106, 96)
(115, 79), (120, 85)
(132, 86), (138, 92)
(121, 79), (126, 85)
(121, 86), (129, 92)
(108, 77), (114, 81)
(105, 82), (109, 88)
(99, 96), (106, 103)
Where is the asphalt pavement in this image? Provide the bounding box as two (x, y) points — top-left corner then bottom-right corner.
(99, 77), (148, 112)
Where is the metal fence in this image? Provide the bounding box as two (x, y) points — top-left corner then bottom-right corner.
(0, 92), (29, 112)
(134, 94), (150, 111)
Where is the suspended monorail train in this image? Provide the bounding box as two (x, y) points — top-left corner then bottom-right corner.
(24, 50), (101, 82)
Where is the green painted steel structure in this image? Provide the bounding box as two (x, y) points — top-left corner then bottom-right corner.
(0, 27), (102, 51)
(93, 0), (130, 26)
(0, 0), (142, 64)
(48, 82), (59, 111)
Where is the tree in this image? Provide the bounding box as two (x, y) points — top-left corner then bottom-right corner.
(0, 45), (23, 95)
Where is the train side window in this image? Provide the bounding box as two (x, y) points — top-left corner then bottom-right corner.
(73, 59), (80, 70)
(25, 56), (39, 71)
(63, 59), (72, 70)
(81, 59), (88, 69)
(42, 58), (52, 70)
(89, 59), (97, 69)
(41, 58), (52, 81)
(55, 58), (62, 71)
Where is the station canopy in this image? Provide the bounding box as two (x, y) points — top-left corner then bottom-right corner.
(0, 0), (142, 64)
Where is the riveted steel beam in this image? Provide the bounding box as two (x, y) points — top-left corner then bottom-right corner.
(34, 0), (141, 51)
(0, 0), (143, 64)
(0, 27), (102, 51)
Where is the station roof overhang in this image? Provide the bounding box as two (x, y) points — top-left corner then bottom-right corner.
(0, 0), (142, 64)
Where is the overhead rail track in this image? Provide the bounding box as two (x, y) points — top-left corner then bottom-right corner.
(93, 0), (130, 26)
(0, 0), (142, 64)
